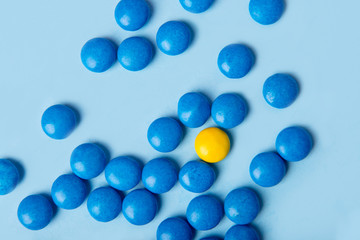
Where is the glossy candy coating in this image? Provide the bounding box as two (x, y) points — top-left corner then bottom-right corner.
(200, 238), (222, 240)
(178, 92), (211, 128)
(114, 0), (150, 31)
(157, 217), (193, 240)
(17, 194), (53, 230)
(249, 0), (284, 25)
(179, 0), (215, 13)
(156, 21), (192, 56)
(41, 104), (77, 140)
(179, 160), (215, 193)
(218, 44), (255, 79)
(224, 225), (260, 240)
(250, 152), (286, 187)
(70, 143), (107, 179)
(80, 38), (117, 73)
(276, 126), (313, 162)
(0, 159), (19, 195)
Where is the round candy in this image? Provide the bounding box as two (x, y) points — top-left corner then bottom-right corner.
(211, 93), (248, 129)
(195, 127), (230, 163)
(249, 0), (284, 25)
(0, 159), (19, 195)
(179, 0), (214, 13)
(80, 38), (117, 73)
(105, 156), (141, 191)
(179, 160), (215, 193)
(117, 37), (154, 71)
(224, 225), (260, 240)
(41, 104), (77, 140)
(51, 174), (87, 209)
(122, 189), (158, 225)
(263, 73), (299, 109)
(114, 0), (150, 31)
(200, 238), (222, 240)
(70, 143), (107, 179)
(249, 152), (286, 187)
(147, 117), (183, 153)
(224, 188), (260, 225)
(156, 21), (192, 56)
(178, 92), (211, 128)
(17, 194), (53, 230)
(157, 217), (193, 240)
(87, 186), (122, 222)
(276, 126), (313, 162)
(217, 44), (255, 79)
(186, 195), (223, 230)
(142, 158), (178, 194)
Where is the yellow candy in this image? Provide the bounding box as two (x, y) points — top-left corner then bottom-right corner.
(195, 127), (230, 163)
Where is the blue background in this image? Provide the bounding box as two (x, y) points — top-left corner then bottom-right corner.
(0, 0), (359, 239)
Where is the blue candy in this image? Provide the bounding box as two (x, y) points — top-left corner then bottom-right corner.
(249, 0), (284, 25)
(122, 189), (158, 225)
(179, 0), (215, 13)
(200, 238), (222, 240)
(179, 160), (215, 193)
(217, 44), (255, 79)
(81, 38), (117, 73)
(178, 92), (211, 128)
(186, 195), (223, 230)
(250, 152), (286, 187)
(114, 0), (150, 31)
(0, 159), (19, 195)
(156, 21), (192, 56)
(51, 174), (87, 209)
(17, 194), (53, 230)
(105, 156), (141, 191)
(276, 126), (313, 162)
(117, 37), (154, 71)
(224, 188), (260, 225)
(157, 217), (193, 240)
(70, 143), (107, 179)
(225, 225), (260, 240)
(211, 93), (248, 129)
(41, 104), (77, 140)
(147, 117), (183, 152)
(263, 73), (299, 109)
(87, 186), (122, 222)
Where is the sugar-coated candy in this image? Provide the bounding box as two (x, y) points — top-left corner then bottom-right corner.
(186, 195), (223, 230)
(114, 0), (150, 31)
(250, 152), (286, 187)
(249, 0), (284, 25)
(224, 225), (260, 240)
(70, 143), (107, 179)
(178, 92), (211, 128)
(80, 38), (117, 73)
(179, 0), (214, 13)
(156, 21), (192, 56)
(41, 104), (77, 140)
(276, 126), (313, 162)
(122, 189), (158, 225)
(105, 156), (142, 191)
(179, 160), (215, 193)
(218, 44), (255, 79)
(0, 159), (19, 195)
(142, 157), (178, 194)
(147, 117), (183, 153)
(157, 217), (193, 240)
(17, 194), (53, 230)
(200, 238), (222, 240)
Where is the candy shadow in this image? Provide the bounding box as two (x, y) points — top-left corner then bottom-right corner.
(145, 0), (154, 27)
(209, 161), (220, 183)
(92, 141), (112, 163)
(63, 103), (82, 128)
(173, 215), (197, 239)
(39, 192), (59, 221)
(220, 128), (234, 153)
(8, 158), (25, 184)
(181, 20), (196, 51)
(236, 43), (257, 74)
(251, 223), (263, 240)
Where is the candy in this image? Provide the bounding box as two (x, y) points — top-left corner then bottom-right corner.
(17, 194), (53, 230)
(178, 92), (211, 128)
(179, 0), (215, 13)
(179, 160), (215, 193)
(0, 159), (19, 195)
(217, 44), (255, 79)
(80, 38), (117, 73)
(157, 217), (193, 240)
(41, 104), (77, 140)
(156, 21), (192, 56)
(276, 126), (313, 162)
(249, 152), (286, 187)
(87, 187), (122, 222)
(70, 143), (107, 179)
(249, 0), (284, 25)
(224, 225), (260, 240)
(200, 238), (222, 240)
(142, 157), (178, 194)
(105, 156), (142, 191)
(114, 0), (150, 31)
(195, 127), (230, 163)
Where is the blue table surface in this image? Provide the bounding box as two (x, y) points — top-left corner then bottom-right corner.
(1, 0), (359, 239)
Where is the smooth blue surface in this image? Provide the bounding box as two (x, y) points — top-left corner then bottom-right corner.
(156, 21), (192, 56)
(114, 0), (150, 31)
(179, 0), (215, 13)
(157, 217), (193, 240)
(225, 225), (260, 240)
(179, 160), (215, 193)
(142, 157), (178, 194)
(200, 238), (222, 240)
(276, 126), (313, 162)
(0, 159), (19, 195)
(249, 0), (284, 25)
(178, 92), (211, 128)
(105, 156), (141, 191)
(41, 104), (77, 140)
